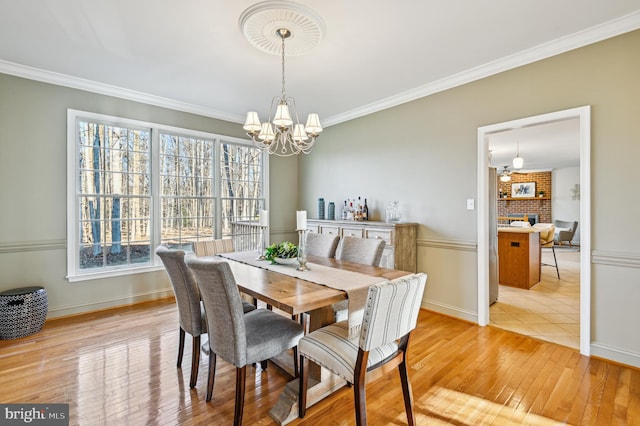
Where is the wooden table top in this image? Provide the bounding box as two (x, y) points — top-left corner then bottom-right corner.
(226, 254), (412, 315)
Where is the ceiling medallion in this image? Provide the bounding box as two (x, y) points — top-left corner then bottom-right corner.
(239, 1), (326, 57)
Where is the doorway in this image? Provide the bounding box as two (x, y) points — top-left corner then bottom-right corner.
(476, 106), (591, 356)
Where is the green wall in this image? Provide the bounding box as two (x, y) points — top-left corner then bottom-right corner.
(1, 29), (639, 367)
(0, 74), (298, 316)
(298, 29), (640, 367)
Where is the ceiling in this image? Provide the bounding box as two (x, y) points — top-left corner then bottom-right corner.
(488, 118), (581, 172)
(1, 1), (639, 131)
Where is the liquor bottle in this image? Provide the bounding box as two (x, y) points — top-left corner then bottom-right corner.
(342, 200), (348, 220)
(363, 198), (369, 221)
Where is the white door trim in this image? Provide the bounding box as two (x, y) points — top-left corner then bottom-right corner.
(476, 105), (591, 356)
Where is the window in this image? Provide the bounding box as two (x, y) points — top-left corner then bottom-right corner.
(67, 110), (267, 281)
(159, 133), (216, 247)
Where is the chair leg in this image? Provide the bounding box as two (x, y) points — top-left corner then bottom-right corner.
(552, 245), (560, 279)
(234, 366), (246, 426)
(190, 335), (201, 388)
(177, 327), (185, 368)
(298, 355), (308, 418)
(398, 353), (416, 426)
(260, 360), (268, 370)
(354, 349), (370, 426)
(293, 346), (299, 378)
(206, 352), (217, 402)
(398, 334), (415, 425)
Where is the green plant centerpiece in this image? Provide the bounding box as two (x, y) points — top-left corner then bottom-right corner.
(264, 241), (298, 264)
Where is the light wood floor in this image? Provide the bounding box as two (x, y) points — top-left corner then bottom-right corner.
(491, 246), (581, 349)
(1, 298), (638, 425)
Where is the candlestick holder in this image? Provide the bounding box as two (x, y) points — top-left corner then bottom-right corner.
(256, 225), (266, 260)
(296, 229), (310, 271)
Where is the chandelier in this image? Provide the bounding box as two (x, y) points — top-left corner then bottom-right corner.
(243, 28), (322, 156)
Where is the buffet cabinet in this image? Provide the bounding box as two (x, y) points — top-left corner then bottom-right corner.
(306, 219), (417, 272)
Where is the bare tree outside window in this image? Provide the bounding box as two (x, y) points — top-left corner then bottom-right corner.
(69, 111), (266, 279)
(77, 121), (151, 269)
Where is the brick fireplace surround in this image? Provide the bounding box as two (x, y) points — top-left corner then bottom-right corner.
(497, 171), (552, 224)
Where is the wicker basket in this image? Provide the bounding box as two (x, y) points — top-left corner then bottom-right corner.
(0, 286), (48, 339)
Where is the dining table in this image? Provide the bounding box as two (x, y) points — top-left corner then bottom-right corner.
(216, 251), (413, 425)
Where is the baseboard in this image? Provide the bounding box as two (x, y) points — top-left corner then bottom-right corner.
(590, 341), (640, 369)
(47, 289), (174, 319)
(421, 299), (478, 324)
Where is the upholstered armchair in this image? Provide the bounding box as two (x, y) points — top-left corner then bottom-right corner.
(553, 220), (578, 246)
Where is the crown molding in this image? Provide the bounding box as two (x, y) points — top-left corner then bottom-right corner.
(1, 10), (639, 127)
(0, 60), (245, 124)
(323, 10), (640, 127)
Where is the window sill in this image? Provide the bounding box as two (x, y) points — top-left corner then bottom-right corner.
(67, 264), (165, 282)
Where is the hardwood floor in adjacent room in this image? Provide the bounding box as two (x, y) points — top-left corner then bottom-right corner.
(491, 246), (581, 349)
(1, 296), (638, 425)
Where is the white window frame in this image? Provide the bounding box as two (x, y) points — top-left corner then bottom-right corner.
(66, 109), (268, 282)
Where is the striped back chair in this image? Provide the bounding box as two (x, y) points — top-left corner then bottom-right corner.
(192, 238), (234, 257)
(298, 273), (427, 425)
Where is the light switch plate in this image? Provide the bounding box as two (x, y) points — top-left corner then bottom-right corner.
(467, 199), (475, 210)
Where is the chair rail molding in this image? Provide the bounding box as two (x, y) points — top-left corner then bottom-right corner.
(418, 238), (477, 252)
(592, 250), (640, 269)
(0, 239), (66, 253)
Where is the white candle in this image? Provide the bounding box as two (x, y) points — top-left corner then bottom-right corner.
(259, 210), (269, 227)
(296, 210), (307, 231)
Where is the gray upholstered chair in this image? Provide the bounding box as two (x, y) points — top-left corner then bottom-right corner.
(184, 255), (304, 426)
(332, 236), (387, 321)
(156, 245), (255, 388)
(305, 232), (340, 258)
(335, 236), (386, 266)
(298, 273), (427, 425)
(553, 220), (578, 247)
(193, 238), (258, 307)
